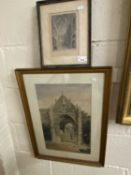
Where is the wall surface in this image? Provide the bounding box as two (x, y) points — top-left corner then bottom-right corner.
(0, 0), (131, 175)
(0, 58), (19, 175)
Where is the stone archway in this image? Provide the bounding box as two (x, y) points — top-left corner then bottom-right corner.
(59, 115), (76, 142)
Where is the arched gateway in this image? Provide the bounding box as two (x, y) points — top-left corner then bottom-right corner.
(40, 94), (91, 153)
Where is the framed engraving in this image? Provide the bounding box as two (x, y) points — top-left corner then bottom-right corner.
(37, 0), (91, 67)
(51, 12), (77, 53)
(116, 17), (131, 124)
(15, 67), (112, 166)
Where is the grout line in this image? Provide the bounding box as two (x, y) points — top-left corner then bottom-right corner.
(5, 87), (18, 90)
(92, 39), (127, 43)
(0, 44), (31, 48)
(106, 165), (130, 175)
(15, 150), (33, 156)
(50, 161), (53, 175)
(123, 169), (130, 175)
(108, 133), (131, 137)
(10, 121), (26, 125)
(0, 39), (126, 49)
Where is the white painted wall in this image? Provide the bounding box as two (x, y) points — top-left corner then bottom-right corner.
(0, 0), (131, 175)
(0, 53), (19, 175)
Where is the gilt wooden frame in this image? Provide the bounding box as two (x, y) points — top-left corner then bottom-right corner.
(116, 17), (131, 125)
(15, 67), (112, 166)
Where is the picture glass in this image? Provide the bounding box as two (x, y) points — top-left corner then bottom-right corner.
(39, 0), (89, 66)
(116, 18), (131, 124)
(23, 73), (104, 162)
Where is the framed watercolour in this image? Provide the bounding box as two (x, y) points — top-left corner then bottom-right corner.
(37, 0), (91, 68)
(15, 67), (112, 166)
(116, 17), (131, 124)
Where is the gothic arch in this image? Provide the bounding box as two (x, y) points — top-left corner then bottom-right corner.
(59, 114), (77, 142)
(59, 114), (76, 131)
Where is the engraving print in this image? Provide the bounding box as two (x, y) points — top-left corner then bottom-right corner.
(35, 84), (91, 154)
(51, 12), (77, 51)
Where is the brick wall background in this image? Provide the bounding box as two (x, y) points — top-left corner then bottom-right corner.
(0, 0), (131, 175)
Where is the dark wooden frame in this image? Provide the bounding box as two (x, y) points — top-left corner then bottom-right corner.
(116, 16), (131, 125)
(15, 67), (112, 166)
(36, 0), (92, 68)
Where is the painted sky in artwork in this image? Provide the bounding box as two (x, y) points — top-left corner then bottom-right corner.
(35, 84), (91, 115)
